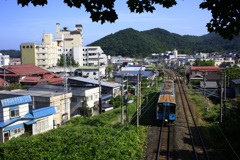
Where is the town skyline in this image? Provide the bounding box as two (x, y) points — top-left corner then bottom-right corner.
(0, 0), (211, 50)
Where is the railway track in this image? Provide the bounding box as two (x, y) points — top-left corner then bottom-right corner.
(174, 71), (209, 160)
(156, 71), (174, 160)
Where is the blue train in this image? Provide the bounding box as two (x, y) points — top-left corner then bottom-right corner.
(156, 80), (176, 125)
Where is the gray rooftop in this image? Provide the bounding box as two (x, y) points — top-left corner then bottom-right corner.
(0, 89), (65, 98)
(231, 79), (240, 85)
(69, 77), (120, 88)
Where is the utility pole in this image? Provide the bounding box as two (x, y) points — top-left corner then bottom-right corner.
(223, 70), (227, 127)
(203, 71), (206, 97)
(136, 73), (139, 127)
(220, 71), (223, 123)
(121, 74), (124, 125)
(63, 34), (68, 123)
(139, 69), (142, 116)
(126, 74), (129, 123)
(156, 60), (158, 89)
(98, 53), (102, 114)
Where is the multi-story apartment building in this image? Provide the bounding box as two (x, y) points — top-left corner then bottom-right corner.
(21, 23), (107, 69)
(21, 33), (58, 68)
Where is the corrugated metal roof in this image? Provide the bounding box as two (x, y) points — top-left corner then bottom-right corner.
(1, 64), (50, 76)
(32, 106), (56, 119)
(23, 106), (56, 119)
(4, 123), (24, 131)
(69, 77), (120, 88)
(24, 120), (36, 125)
(0, 117), (20, 128)
(1, 95), (32, 107)
(115, 71), (154, 77)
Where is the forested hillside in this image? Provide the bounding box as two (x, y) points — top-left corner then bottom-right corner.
(88, 28), (240, 57)
(0, 50), (21, 58)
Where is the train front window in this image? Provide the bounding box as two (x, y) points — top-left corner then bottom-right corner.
(158, 104), (164, 113)
(170, 105), (175, 114)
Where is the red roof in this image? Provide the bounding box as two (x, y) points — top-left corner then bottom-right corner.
(48, 78), (65, 84)
(191, 66), (220, 72)
(12, 58), (21, 62)
(0, 77), (10, 87)
(1, 64), (50, 76)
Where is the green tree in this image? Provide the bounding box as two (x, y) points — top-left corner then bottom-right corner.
(106, 65), (114, 78)
(80, 100), (92, 117)
(109, 95), (122, 109)
(17, 0), (240, 39)
(58, 54), (79, 67)
(226, 65), (240, 86)
(193, 59), (215, 66)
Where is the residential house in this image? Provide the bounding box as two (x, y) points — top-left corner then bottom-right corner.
(27, 84), (99, 116)
(0, 95), (56, 143)
(0, 64), (64, 86)
(231, 79), (240, 98)
(188, 66), (221, 80)
(0, 89), (72, 127)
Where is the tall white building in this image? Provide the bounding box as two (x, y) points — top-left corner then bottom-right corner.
(0, 53), (10, 67)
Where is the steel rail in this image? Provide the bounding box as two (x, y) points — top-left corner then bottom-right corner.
(175, 73), (198, 160)
(156, 107), (165, 160)
(177, 71), (210, 160)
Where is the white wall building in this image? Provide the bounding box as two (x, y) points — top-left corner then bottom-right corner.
(0, 53), (10, 67)
(0, 95), (56, 143)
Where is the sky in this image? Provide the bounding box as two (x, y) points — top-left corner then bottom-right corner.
(0, 0), (212, 50)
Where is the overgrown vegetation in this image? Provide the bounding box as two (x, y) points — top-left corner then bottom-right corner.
(0, 99), (150, 159)
(0, 83), (25, 90)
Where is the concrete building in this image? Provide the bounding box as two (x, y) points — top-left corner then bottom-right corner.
(21, 33), (58, 68)
(21, 23), (108, 69)
(0, 89), (72, 127)
(0, 53), (10, 67)
(55, 23), (83, 47)
(26, 84), (100, 116)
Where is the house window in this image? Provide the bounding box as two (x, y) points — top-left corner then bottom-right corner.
(23, 46), (25, 48)
(10, 109), (19, 118)
(42, 54), (45, 55)
(30, 45), (33, 48)
(33, 117), (49, 133)
(64, 102), (68, 112)
(10, 127), (24, 136)
(71, 97), (78, 102)
(27, 46), (29, 48)
(70, 49), (72, 51)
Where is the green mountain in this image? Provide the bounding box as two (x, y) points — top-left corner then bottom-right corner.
(88, 28), (240, 57)
(0, 50), (21, 58)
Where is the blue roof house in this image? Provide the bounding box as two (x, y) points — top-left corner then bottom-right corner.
(0, 95), (56, 143)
